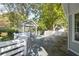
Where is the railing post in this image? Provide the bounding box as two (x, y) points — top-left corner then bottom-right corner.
(23, 37), (27, 56)
(22, 33), (29, 56)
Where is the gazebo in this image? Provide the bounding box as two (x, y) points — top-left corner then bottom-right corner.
(19, 19), (38, 36)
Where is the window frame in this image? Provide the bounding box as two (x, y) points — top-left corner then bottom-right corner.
(72, 13), (79, 44)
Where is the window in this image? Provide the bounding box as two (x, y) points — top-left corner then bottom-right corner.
(75, 13), (79, 41)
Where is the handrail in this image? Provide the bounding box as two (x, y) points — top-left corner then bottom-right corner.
(0, 39), (24, 48)
(0, 32), (38, 56)
(0, 39), (26, 56)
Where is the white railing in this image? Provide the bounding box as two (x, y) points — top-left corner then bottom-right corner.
(0, 39), (28, 56)
(0, 33), (29, 56)
(0, 32), (48, 56)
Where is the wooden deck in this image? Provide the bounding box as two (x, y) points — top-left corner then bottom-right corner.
(0, 33), (48, 56)
(0, 32), (78, 56)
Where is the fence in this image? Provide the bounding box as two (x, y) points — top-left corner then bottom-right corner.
(0, 33), (30, 56)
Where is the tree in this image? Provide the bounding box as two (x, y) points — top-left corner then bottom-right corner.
(1, 3), (29, 29)
(38, 4), (67, 30)
(1, 3), (67, 31)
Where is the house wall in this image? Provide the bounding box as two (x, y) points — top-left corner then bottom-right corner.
(68, 14), (79, 55)
(65, 4), (79, 55)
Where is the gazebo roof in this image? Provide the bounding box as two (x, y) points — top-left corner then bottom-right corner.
(21, 19), (38, 27)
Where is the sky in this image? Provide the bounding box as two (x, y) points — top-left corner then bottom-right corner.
(0, 4), (8, 14)
(28, 11), (35, 19)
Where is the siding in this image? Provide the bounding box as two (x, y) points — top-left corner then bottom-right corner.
(68, 4), (79, 55)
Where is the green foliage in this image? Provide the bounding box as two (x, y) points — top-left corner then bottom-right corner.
(0, 29), (18, 41)
(0, 28), (18, 32)
(1, 3), (67, 31)
(5, 12), (27, 28)
(38, 4), (67, 30)
(2, 4), (28, 29)
(0, 36), (10, 41)
(38, 21), (47, 31)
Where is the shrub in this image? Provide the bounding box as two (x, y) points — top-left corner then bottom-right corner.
(0, 28), (19, 41)
(0, 36), (10, 41)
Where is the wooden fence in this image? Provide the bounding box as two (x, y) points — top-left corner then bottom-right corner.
(0, 33), (29, 56)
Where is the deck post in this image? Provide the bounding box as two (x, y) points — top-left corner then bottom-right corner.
(23, 33), (29, 56)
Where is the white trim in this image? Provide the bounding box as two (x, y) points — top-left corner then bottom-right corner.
(72, 13), (79, 44)
(67, 4), (70, 49)
(72, 14), (75, 42)
(68, 48), (79, 55)
(67, 17), (69, 49)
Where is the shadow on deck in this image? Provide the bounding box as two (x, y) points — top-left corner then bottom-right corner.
(34, 32), (77, 56)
